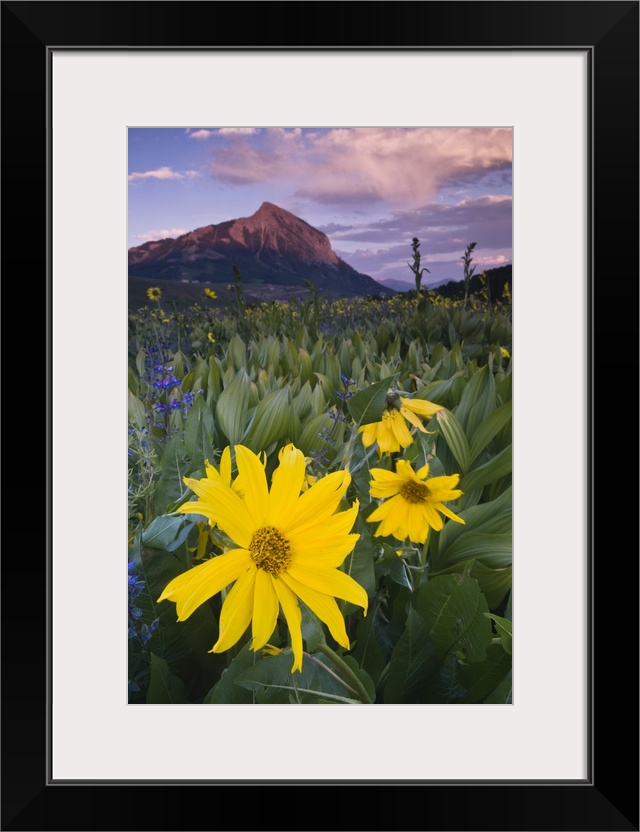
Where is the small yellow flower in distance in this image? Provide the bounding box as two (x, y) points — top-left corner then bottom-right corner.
(146, 286), (162, 301)
(204, 288), (218, 300)
(160, 444), (367, 672)
(500, 347), (510, 359)
(207, 333), (216, 343)
(367, 459), (465, 544)
(359, 396), (443, 456)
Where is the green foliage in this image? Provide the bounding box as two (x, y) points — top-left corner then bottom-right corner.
(128, 282), (512, 704)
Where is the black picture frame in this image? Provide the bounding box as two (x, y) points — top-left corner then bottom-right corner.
(2, 2), (638, 830)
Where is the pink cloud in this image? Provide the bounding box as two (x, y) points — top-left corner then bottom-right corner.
(217, 127), (260, 137)
(206, 127), (512, 207)
(128, 167), (199, 182)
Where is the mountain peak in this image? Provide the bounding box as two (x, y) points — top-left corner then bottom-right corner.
(229, 202), (339, 266)
(129, 201), (393, 299)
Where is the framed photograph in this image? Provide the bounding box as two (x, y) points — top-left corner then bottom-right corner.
(2, 2), (637, 830)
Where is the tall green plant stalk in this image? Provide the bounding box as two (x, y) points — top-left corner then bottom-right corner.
(408, 237), (430, 302)
(461, 242), (477, 304)
(231, 264), (246, 322)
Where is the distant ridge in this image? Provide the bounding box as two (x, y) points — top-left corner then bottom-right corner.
(128, 202), (393, 299)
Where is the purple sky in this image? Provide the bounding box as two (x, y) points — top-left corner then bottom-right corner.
(128, 127), (512, 286)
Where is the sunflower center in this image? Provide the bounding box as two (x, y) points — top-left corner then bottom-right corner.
(400, 481), (431, 503)
(249, 526), (292, 576)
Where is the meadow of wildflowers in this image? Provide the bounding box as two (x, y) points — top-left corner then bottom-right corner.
(128, 277), (512, 704)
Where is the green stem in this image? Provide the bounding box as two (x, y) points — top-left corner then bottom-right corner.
(316, 642), (373, 704)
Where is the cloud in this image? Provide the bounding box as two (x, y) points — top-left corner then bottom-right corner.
(128, 167), (199, 182)
(330, 196), (512, 252)
(217, 127), (260, 137)
(205, 127), (512, 208)
(329, 195), (512, 284)
(131, 228), (188, 242)
(189, 130), (215, 140)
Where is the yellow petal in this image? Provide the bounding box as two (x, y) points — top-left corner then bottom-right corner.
(283, 469), (350, 534)
(367, 494), (402, 523)
(273, 578), (303, 672)
(424, 503), (444, 531)
(288, 496), (358, 544)
(376, 413), (402, 454)
(394, 459), (420, 482)
(281, 573), (350, 650)
(235, 445), (269, 528)
(369, 468), (402, 499)
(268, 444), (305, 527)
(220, 446), (232, 486)
(178, 478), (255, 548)
(401, 407), (428, 433)
(205, 461), (223, 482)
(251, 569), (280, 651)
(427, 473), (462, 493)
(286, 564), (368, 613)
(408, 503), (429, 543)
(400, 397), (443, 417)
(157, 548), (252, 620)
(359, 423), (378, 448)
(436, 503), (466, 524)
(212, 568), (256, 653)
(291, 533), (360, 567)
(388, 411), (413, 448)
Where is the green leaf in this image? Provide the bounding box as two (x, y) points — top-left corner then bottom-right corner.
(228, 333), (247, 371)
(296, 413), (335, 456)
(383, 607), (441, 703)
(342, 533), (377, 601)
(235, 650), (363, 704)
(469, 400), (512, 465)
(415, 575), (492, 662)
(436, 532), (512, 571)
(141, 515), (185, 550)
(414, 370), (465, 406)
(461, 444), (512, 492)
(183, 396), (215, 464)
(484, 670), (512, 703)
(153, 433), (189, 515)
(204, 643), (257, 704)
(341, 655), (376, 704)
(135, 349), (146, 379)
(485, 613), (512, 655)
(351, 603), (388, 688)
(347, 375), (397, 426)
(216, 369), (252, 446)
(146, 653), (187, 704)
(456, 364), (496, 437)
(459, 643), (512, 703)
(300, 605), (326, 653)
(435, 408), (471, 473)
(242, 386), (291, 452)
(437, 486), (512, 553)
(128, 390), (147, 430)
(134, 547), (223, 700)
(420, 653), (467, 704)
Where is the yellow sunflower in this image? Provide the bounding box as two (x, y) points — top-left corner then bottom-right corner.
(367, 459), (465, 544)
(359, 396), (443, 456)
(146, 286), (162, 301)
(204, 288), (218, 300)
(158, 444), (368, 672)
